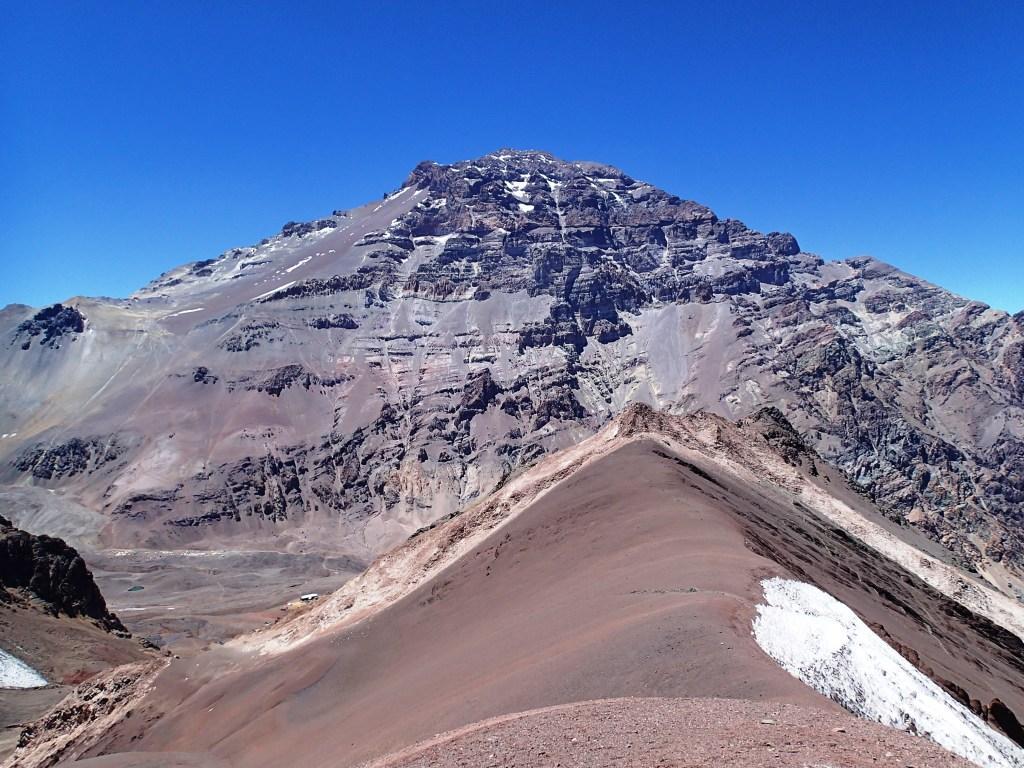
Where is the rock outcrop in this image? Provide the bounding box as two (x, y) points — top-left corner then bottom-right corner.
(13, 436), (127, 481)
(0, 515), (126, 633)
(12, 303), (85, 350)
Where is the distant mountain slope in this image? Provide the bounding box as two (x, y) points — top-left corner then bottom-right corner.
(0, 148), (1021, 601)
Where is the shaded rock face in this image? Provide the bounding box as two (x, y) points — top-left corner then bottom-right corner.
(399, 152), (813, 352)
(226, 365), (340, 397)
(1006, 342), (1024, 401)
(13, 436), (127, 481)
(1, 149), (1022, 581)
(191, 366), (218, 384)
(307, 313), (358, 330)
(739, 407), (818, 468)
(13, 303), (85, 350)
(0, 515), (125, 632)
(112, 452), (310, 528)
(281, 219), (337, 238)
(455, 369), (501, 427)
(218, 319), (282, 351)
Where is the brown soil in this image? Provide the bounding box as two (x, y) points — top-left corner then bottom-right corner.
(364, 697), (973, 768)
(0, 604), (147, 686)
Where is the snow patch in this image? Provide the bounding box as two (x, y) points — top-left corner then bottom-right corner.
(285, 255), (313, 274)
(164, 307), (204, 318)
(372, 186), (411, 212)
(251, 281), (295, 302)
(0, 648), (47, 688)
(430, 233), (458, 249)
(505, 177), (531, 202)
(753, 578), (1024, 768)
(590, 176), (626, 206)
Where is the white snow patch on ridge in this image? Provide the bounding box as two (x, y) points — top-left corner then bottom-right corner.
(753, 578), (1024, 768)
(0, 648), (46, 688)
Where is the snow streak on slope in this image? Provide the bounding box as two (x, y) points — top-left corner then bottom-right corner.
(753, 578), (1023, 768)
(0, 647), (47, 688)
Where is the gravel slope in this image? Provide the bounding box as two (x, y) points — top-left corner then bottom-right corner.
(363, 697), (974, 768)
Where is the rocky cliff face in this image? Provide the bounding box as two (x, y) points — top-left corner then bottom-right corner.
(0, 149), (1021, 596)
(0, 515), (126, 633)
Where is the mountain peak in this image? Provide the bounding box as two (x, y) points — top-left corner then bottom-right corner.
(405, 147), (630, 189)
(482, 147), (561, 163)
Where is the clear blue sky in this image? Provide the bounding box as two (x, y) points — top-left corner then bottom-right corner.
(3, 1), (1022, 312)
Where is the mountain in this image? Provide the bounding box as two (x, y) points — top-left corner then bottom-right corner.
(9, 407), (1023, 768)
(0, 147), (1022, 628)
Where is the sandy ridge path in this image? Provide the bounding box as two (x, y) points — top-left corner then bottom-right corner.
(362, 697), (973, 768)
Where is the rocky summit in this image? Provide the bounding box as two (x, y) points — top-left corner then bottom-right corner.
(1, 148), (1022, 603)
